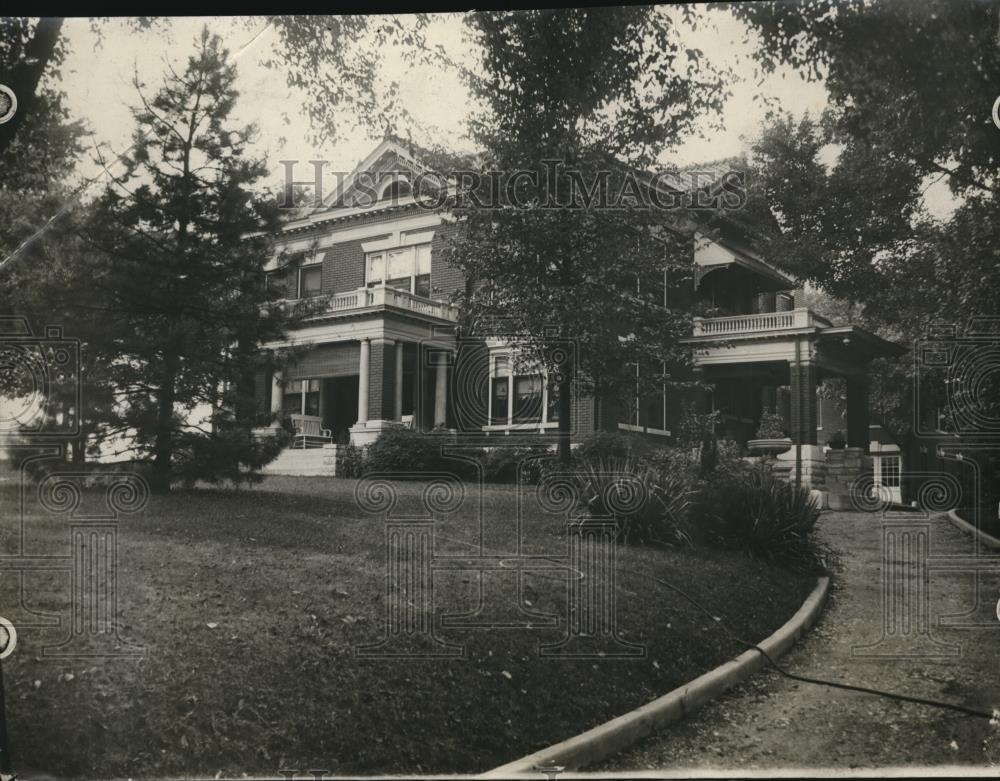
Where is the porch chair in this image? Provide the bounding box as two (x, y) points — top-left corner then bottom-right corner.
(289, 414), (333, 448)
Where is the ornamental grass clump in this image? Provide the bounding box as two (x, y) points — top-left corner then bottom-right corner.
(571, 456), (693, 546)
(704, 466), (828, 572)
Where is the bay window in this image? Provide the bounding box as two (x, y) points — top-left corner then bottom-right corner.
(366, 243), (431, 296)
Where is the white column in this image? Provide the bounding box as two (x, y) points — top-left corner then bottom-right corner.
(358, 338), (370, 426)
(394, 341), (404, 422)
(433, 350), (448, 428)
(270, 371), (283, 421)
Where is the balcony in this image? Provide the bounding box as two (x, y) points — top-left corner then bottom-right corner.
(279, 285), (460, 324)
(691, 307), (833, 338)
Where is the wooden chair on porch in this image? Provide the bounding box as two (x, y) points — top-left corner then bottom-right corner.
(289, 414), (333, 449)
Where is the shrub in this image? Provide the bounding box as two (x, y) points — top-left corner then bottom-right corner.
(336, 443), (368, 478)
(571, 455), (692, 546)
(173, 423), (292, 488)
(365, 427), (446, 474)
(701, 466), (827, 571)
(480, 444), (553, 484)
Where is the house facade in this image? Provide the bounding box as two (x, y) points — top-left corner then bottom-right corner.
(257, 139), (904, 503)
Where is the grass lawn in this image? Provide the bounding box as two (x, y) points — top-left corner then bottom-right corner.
(0, 476), (814, 777)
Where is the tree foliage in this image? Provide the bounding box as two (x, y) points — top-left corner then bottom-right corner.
(71, 30), (295, 490)
(446, 7), (728, 461)
(739, 0), (1000, 511)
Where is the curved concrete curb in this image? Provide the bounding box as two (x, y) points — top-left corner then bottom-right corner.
(482, 575), (831, 777)
(947, 509), (1000, 550)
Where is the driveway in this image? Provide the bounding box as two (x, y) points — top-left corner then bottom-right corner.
(598, 509), (1000, 771)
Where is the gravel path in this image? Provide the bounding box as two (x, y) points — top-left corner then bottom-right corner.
(598, 509), (1000, 771)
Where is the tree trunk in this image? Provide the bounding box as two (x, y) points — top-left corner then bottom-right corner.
(150, 355), (178, 493)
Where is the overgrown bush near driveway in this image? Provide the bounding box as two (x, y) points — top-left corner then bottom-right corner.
(347, 429), (828, 571)
(699, 466), (829, 572)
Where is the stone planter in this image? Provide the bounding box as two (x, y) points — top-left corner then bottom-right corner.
(747, 437), (792, 457)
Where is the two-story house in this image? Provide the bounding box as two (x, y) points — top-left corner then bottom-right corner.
(257, 138), (904, 505)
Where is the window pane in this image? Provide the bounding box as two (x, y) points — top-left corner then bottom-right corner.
(282, 381), (302, 416)
(387, 248), (412, 279)
(367, 252), (384, 284)
(386, 277), (411, 292)
(415, 244), (432, 275)
(494, 355), (510, 377)
(513, 375), (542, 422)
(414, 274), (431, 298)
(300, 265), (322, 297)
(491, 377), (509, 424)
(304, 387), (320, 416)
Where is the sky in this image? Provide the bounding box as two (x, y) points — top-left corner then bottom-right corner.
(55, 10), (954, 216)
(55, 11), (825, 181)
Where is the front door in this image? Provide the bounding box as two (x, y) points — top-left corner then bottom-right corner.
(323, 376), (359, 441)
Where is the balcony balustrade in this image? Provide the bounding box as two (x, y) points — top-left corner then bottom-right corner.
(275, 284), (460, 324)
(691, 307), (833, 338)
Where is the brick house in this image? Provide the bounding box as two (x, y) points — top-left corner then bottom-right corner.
(257, 138), (904, 502)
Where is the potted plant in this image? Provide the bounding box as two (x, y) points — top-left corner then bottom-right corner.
(827, 430), (847, 450)
(748, 410), (791, 457)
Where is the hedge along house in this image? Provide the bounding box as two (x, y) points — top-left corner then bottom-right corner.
(256, 138), (904, 506)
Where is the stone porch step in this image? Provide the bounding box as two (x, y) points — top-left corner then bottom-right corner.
(261, 446), (338, 477)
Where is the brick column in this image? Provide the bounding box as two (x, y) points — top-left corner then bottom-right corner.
(846, 376), (870, 451)
(789, 355), (817, 446)
(367, 338), (396, 422)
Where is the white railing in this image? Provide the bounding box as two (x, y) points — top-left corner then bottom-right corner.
(284, 285), (460, 323)
(692, 307), (832, 337)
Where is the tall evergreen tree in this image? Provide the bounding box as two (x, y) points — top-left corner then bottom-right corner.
(80, 29), (293, 491)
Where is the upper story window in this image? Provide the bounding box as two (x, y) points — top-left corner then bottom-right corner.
(267, 260), (323, 300)
(298, 264), (322, 298)
(366, 243), (431, 297)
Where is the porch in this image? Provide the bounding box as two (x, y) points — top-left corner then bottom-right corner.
(683, 308), (906, 504)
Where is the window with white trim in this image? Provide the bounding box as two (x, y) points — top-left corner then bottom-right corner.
(878, 454), (901, 488)
(488, 353), (559, 427)
(366, 243), (431, 297)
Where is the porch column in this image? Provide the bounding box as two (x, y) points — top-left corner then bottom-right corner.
(433, 349), (448, 428)
(358, 338), (370, 426)
(270, 371), (283, 420)
(394, 341), (405, 421)
(846, 376), (870, 451)
(789, 352), (817, 446)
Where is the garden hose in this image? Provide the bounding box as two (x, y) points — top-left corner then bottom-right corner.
(653, 575), (997, 721)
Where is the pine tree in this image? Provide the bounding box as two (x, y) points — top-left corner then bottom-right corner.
(83, 29), (293, 491)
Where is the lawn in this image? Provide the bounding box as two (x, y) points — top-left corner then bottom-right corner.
(0, 475), (814, 777)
